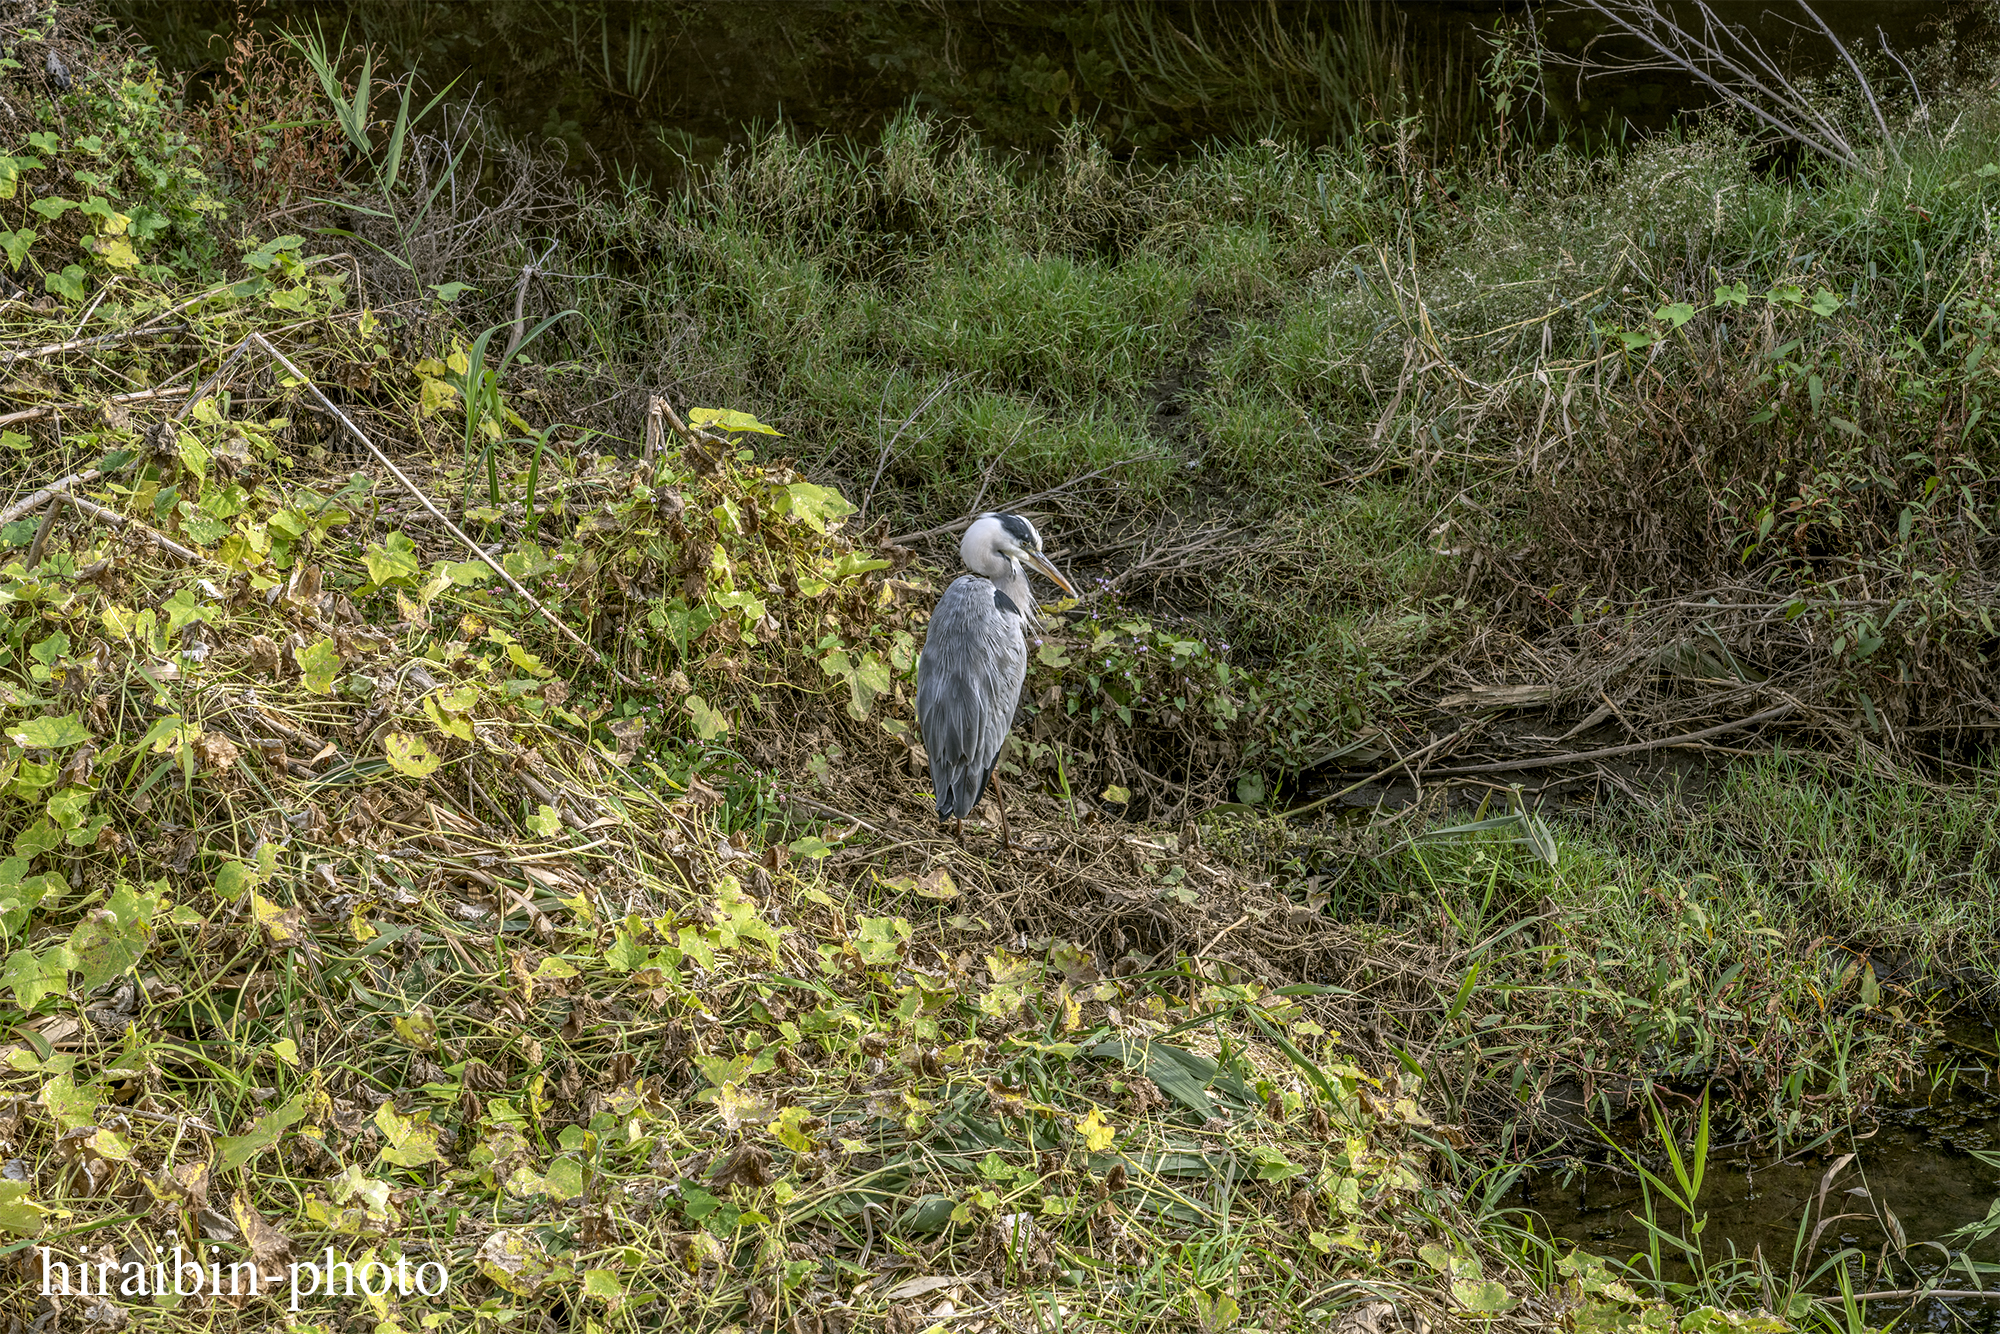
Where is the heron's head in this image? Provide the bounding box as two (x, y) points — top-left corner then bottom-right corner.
(961, 512), (1076, 597)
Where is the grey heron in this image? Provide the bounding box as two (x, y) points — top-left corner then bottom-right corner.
(916, 512), (1076, 850)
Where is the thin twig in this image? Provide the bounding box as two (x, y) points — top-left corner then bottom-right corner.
(0, 323), (189, 364)
(891, 453), (1163, 546)
(859, 373), (958, 523)
(22, 492), (64, 572)
(1280, 729), (1466, 821)
(501, 240), (559, 364)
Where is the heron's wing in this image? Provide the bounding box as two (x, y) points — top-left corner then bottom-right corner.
(916, 577), (1028, 819)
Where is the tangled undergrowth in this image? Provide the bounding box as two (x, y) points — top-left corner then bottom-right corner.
(6, 4), (1999, 1331)
(0, 318), (1616, 1331)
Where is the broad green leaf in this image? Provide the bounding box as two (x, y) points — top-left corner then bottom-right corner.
(0, 1180), (49, 1236)
(362, 533), (421, 589)
(1, 946), (66, 1010)
(855, 916), (911, 965)
(295, 637), (340, 693)
(778, 481), (855, 532)
(66, 883), (157, 989)
(688, 406), (782, 435)
(5, 715), (88, 749)
(686, 694), (728, 740)
(215, 1094), (306, 1170)
(581, 1268), (624, 1308)
(374, 1102), (446, 1167)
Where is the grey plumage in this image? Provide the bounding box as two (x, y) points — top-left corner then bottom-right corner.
(915, 512), (1075, 837)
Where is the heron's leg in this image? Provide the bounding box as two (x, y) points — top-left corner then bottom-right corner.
(990, 764), (1015, 852)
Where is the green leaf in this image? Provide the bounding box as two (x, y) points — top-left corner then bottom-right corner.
(581, 1269), (624, 1306)
(5, 715), (88, 749)
(374, 1102), (446, 1167)
(66, 883), (158, 989)
(1452, 1278), (1521, 1314)
(855, 916), (911, 965)
(362, 533), (421, 588)
(777, 482), (855, 532)
(688, 407), (782, 436)
(1, 947), (67, 1010)
(161, 587), (217, 635)
(0, 228), (36, 269)
(215, 1093), (307, 1170)
(295, 637), (340, 694)
(45, 265), (86, 301)
(686, 694), (729, 740)
(526, 804), (562, 837)
(0, 1180), (49, 1236)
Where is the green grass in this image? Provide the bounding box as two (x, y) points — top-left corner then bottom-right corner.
(1321, 748), (2000, 1154)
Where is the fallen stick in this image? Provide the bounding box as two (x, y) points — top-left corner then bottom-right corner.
(0, 323), (188, 364)
(1280, 729), (1466, 821)
(0, 469), (101, 526)
(63, 491), (201, 562)
(1408, 703), (1797, 778)
(890, 453), (1163, 546)
(0, 384), (190, 428)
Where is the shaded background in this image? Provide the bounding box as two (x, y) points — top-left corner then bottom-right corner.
(110, 0), (1984, 178)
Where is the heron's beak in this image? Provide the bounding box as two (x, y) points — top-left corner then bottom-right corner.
(1020, 550), (1076, 598)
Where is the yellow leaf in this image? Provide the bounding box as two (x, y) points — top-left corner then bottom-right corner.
(913, 868), (958, 900)
(1077, 1105), (1116, 1152)
(382, 730), (441, 777)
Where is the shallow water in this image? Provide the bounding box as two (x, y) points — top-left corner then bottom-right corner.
(1508, 1050), (2000, 1331)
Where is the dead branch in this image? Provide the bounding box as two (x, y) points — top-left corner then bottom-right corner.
(0, 470), (101, 526)
(62, 490), (201, 562)
(0, 385), (190, 429)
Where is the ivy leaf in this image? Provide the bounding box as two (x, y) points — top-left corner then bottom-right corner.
(5, 715), (88, 749)
(295, 637), (340, 693)
(382, 731), (441, 777)
(582, 1268), (625, 1310)
(777, 481), (855, 532)
(374, 1102), (445, 1167)
(215, 1094), (307, 1170)
(855, 916), (911, 965)
(686, 694), (729, 740)
(66, 883), (157, 990)
(1, 946), (67, 1010)
(0, 228), (36, 268)
(361, 533), (421, 589)
(0, 1181), (49, 1236)
(688, 407), (782, 436)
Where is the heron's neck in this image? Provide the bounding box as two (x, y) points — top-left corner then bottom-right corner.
(990, 561), (1039, 632)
